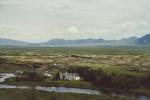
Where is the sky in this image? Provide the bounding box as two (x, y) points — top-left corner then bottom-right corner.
(0, 0), (150, 43)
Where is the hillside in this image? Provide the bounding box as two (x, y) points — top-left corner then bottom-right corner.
(0, 38), (29, 46)
(43, 39), (105, 45)
(137, 34), (150, 45)
(0, 34), (150, 46)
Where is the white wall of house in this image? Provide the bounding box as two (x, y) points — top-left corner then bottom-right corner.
(74, 77), (80, 80)
(44, 73), (51, 77)
(60, 72), (80, 80)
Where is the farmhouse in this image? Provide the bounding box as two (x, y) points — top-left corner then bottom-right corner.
(59, 72), (80, 80)
(16, 70), (23, 74)
(52, 63), (62, 68)
(44, 71), (52, 77)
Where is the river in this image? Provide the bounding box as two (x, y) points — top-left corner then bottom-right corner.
(0, 73), (150, 100)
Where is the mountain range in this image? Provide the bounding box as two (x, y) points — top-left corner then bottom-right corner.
(0, 38), (29, 46)
(0, 34), (150, 46)
(137, 34), (150, 45)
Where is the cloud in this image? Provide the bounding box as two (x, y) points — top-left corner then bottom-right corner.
(66, 26), (79, 33)
(0, 0), (150, 42)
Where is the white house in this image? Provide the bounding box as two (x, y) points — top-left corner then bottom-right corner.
(59, 72), (80, 80)
(44, 71), (52, 77)
(53, 63), (62, 68)
(16, 70), (23, 74)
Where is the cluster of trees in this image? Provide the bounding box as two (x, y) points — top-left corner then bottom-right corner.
(16, 71), (46, 82)
(69, 67), (150, 89)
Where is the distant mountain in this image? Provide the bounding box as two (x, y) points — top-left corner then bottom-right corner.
(137, 34), (150, 45)
(118, 37), (138, 45)
(43, 38), (105, 45)
(0, 38), (29, 46)
(0, 34), (150, 46)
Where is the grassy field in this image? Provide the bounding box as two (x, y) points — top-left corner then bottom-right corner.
(1, 46), (150, 75)
(0, 46), (150, 98)
(0, 89), (132, 100)
(0, 46), (150, 83)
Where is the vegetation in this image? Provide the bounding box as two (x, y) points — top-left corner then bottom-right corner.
(69, 67), (150, 89)
(0, 89), (132, 100)
(0, 46), (150, 98)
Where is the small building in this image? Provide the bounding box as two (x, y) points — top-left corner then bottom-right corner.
(16, 70), (23, 74)
(52, 63), (62, 68)
(44, 71), (52, 77)
(59, 72), (80, 80)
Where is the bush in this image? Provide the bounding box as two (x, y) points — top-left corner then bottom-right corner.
(16, 71), (46, 82)
(69, 67), (150, 89)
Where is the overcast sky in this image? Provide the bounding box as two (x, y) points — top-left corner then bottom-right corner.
(0, 0), (150, 43)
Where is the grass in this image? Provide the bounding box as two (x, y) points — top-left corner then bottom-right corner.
(1, 46), (150, 83)
(132, 87), (150, 96)
(0, 46), (150, 97)
(69, 62), (147, 76)
(45, 80), (94, 89)
(0, 46), (150, 56)
(0, 65), (31, 73)
(0, 89), (133, 100)
(5, 77), (95, 89)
